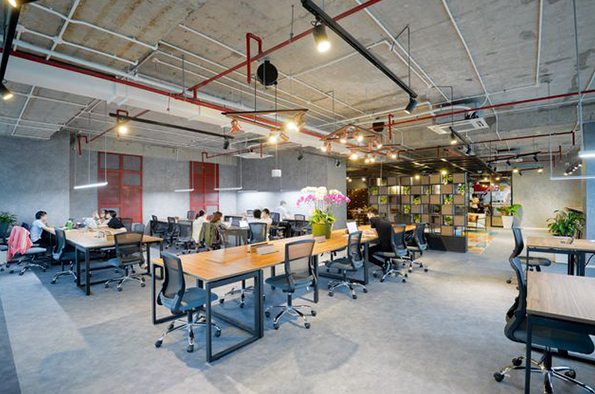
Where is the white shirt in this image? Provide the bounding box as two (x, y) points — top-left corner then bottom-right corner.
(276, 205), (290, 220)
(30, 219), (45, 242)
(192, 217), (207, 243)
(248, 217), (271, 240)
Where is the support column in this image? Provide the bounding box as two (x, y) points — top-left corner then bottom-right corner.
(584, 122), (595, 240)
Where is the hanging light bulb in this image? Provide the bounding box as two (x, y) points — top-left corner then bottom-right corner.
(320, 143), (328, 152)
(370, 156), (376, 163)
(537, 168), (543, 173)
(376, 140), (383, 149)
(390, 153), (397, 159)
(340, 134), (347, 144)
(356, 134), (363, 142)
(268, 133), (278, 144)
(450, 132), (457, 145)
(361, 177), (366, 182)
(349, 152), (358, 161)
(364, 157), (370, 164)
(313, 22), (331, 53)
(441, 169), (448, 176)
(414, 174), (420, 180)
(513, 168), (519, 173)
(117, 123), (128, 134)
(1, 83), (13, 100)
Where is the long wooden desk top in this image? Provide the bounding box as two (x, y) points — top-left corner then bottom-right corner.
(527, 236), (595, 253)
(527, 271), (595, 326)
(66, 228), (162, 249)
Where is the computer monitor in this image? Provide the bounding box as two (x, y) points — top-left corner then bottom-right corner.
(347, 222), (358, 234)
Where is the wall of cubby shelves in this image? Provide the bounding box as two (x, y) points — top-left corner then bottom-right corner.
(367, 172), (468, 253)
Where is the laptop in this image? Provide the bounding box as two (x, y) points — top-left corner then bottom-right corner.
(239, 220), (249, 228)
(347, 222), (359, 234)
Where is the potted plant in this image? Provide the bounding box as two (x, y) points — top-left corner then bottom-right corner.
(443, 195), (453, 205)
(412, 195), (421, 205)
(413, 214), (421, 223)
(444, 216), (453, 226)
(497, 204), (522, 229)
(297, 186), (350, 239)
(402, 186), (411, 195)
(456, 184), (466, 195)
(0, 212), (17, 225)
(403, 204), (411, 214)
(547, 209), (585, 238)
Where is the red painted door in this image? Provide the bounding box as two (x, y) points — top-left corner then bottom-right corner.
(98, 153), (143, 222)
(189, 161), (219, 214)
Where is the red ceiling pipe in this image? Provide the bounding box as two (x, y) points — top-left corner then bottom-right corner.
(76, 134), (88, 155)
(246, 33), (263, 85)
(189, 0), (388, 92)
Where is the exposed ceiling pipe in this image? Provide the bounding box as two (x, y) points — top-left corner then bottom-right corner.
(188, 0), (388, 93)
(45, 0), (81, 61)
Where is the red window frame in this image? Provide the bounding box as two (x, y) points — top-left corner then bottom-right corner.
(189, 161), (219, 214)
(97, 152), (143, 223)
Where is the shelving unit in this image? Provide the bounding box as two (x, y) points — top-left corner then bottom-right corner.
(368, 172), (468, 253)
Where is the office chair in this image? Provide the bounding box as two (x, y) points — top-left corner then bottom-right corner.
(104, 232), (146, 291)
(269, 212), (282, 239)
(121, 218), (133, 232)
(406, 223), (429, 272)
(51, 228), (79, 284)
(372, 225), (408, 283)
(265, 239), (317, 329)
(292, 215), (308, 237)
(132, 223), (145, 234)
(506, 227), (552, 284)
(186, 210), (195, 221)
(150, 215), (166, 238)
(494, 257), (595, 393)
(154, 252), (221, 353)
(199, 223), (223, 250)
(220, 222), (268, 307)
(165, 217), (179, 248)
(326, 231), (367, 299)
(174, 222), (194, 253)
(0, 222), (9, 245)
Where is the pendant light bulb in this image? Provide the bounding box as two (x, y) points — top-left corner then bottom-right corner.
(313, 23), (331, 53)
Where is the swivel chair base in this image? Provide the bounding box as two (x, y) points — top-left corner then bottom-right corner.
(155, 313), (221, 353)
(265, 294), (316, 330)
(220, 284), (265, 308)
(372, 259), (407, 283)
(327, 279), (367, 299)
(105, 266), (146, 291)
(52, 262), (78, 284)
(495, 353), (595, 393)
(18, 252), (49, 276)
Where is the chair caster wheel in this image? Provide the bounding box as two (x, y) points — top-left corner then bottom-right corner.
(506, 280), (512, 284)
(271, 286), (276, 291)
(105, 283), (109, 288)
(117, 287), (122, 292)
(363, 288), (368, 293)
(304, 322), (311, 329)
(493, 372), (504, 382)
(42, 269), (46, 272)
(565, 370), (576, 379)
(240, 303), (244, 308)
(352, 294), (357, 300)
(424, 268), (428, 272)
(328, 292), (334, 297)
(404, 273), (408, 278)
(18, 271), (24, 276)
(141, 283), (146, 288)
(512, 357), (523, 366)
(273, 323), (279, 330)
(402, 278), (406, 283)
(215, 330), (222, 338)
(187, 345), (194, 353)
(372, 272), (377, 278)
(51, 279), (56, 284)
(155, 340), (162, 348)
(380, 278), (385, 283)
(327, 283), (332, 289)
(265, 311), (271, 318)
(408, 268), (412, 273)
(219, 298), (225, 304)
(311, 310), (317, 316)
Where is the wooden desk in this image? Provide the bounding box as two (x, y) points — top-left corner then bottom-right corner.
(524, 272), (595, 393)
(526, 236), (595, 276)
(66, 229), (162, 296)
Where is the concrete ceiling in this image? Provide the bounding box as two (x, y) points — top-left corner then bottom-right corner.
(1, 0), (595, 165)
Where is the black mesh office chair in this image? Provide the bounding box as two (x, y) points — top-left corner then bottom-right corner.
(406, 223), (429, 272)
(0, 222), (9, 245)
(165, 217), (179, 248)
(494, 257), (595, 393)
(269, 212), (281, 239)
(292, 214), (308, 236)
(121, 218), (133, 232)
(104, 232), (146, 291)
(372, 225), (408, 283)
(186, 210), (195, 221)
(155, 252), (221, 353)
(265, 239), (317, 329)
(150, 215), (166, 238)
(132, 223), (145, 234)
(506, 227), (552, 284)
(51, 228), (79, 284)
(325, 231), (367, 299)
(174, 222), (194, 253)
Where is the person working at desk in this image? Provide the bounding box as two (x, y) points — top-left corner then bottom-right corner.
(366, 208), (394, 267)
(276, 201), (290, 220)
(92, 210), (109, 225)
(31, 211), (56, 247)
(106, 210), (125, 230)
(192, 210), (207, 243)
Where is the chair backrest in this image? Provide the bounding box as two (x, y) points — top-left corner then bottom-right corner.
(346, 231), (364, 269)
(114, 232), (144, 265)
(284, 239), (315, 288)
(158, 252), (186, 314)
(270, 212), (281, 226)
(504, 257), (527, 342)
(21, 222), (30, 231)
(0, 222), (9, 243)
(391, 225), (408, 254)
(415, 223), (428, 250)
(178, 222), (191, 238)
(53, 228), (67, 259)
(249, 222), (268, 244)
(186, 210), (195, 220)
(294, 214), (306, 221)
(511, 226), (524, 258)
(121, 218), (133, 232)
(150, 215), (159, 232)
(132, 223), (145, 234)
(167, 217), (176, 231)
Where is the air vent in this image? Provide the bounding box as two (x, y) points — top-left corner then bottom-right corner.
(427, 117), (489, 135)
(235, 152), (274, 159)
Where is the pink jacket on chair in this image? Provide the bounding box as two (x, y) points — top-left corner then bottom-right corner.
(7, 226), (33, 262)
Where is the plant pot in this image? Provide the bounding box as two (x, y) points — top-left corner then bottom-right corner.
(501, 215), (514, 229)
(311, 223), (333, 239)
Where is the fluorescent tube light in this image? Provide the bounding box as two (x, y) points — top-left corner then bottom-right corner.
(174, 188), (195, 193)
(73, 182), (108, 190)
(214, 187), (243, 191)
(579, 151), (595, 159)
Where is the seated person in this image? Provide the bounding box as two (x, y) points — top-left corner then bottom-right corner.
(366, 208), (394, 267)
(192, 210), (207, 244)
(93, 210), (110, 225)
(106, 210), (126, 230)
(261, 208), (273, 226)
(31, 210), (56, 247)
(209, 211), (226, 229)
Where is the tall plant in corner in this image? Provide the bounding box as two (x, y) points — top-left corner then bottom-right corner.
(297, 186), (350, 239)
(547, 209), (585, 238)
(497, 203), (522, 229)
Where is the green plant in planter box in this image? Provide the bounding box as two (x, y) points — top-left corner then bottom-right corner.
(497, 204), (522, 217)
(0, 211), (17, 225)
(547, 209), (585, 237)
(370, 186), (379, 196)
(442, 174), (453, 184)
(443, 215), (453, 226)
(456, 184), (466, 195)
(412, 195), (421, 205)
(403, 204), (411, 214)
(413, 214), (421, 223)
(443, 195), (453, 205)
(402, 186), (411, 195)
(433, 205), (441, 214)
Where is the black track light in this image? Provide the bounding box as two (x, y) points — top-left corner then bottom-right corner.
(449, 132), (457, 145)
(0, 83), (13, 100)
(335, 159), (341, 168)
(297, 151), (304, 161)
(404, 97), (417, 114)
(506, 160), (511, 166)
(223, 138), (230, 150)
(533, 154), (538, 162)
(313, 22), (330, 53)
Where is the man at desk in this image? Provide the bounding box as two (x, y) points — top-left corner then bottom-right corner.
(366, 208), (394, 267)
(105, 210), (125, 230)
(31, 210), (56, 247)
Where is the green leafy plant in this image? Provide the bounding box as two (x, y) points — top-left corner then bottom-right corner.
(433, 205), (441, 214)
(443, 195), (453, 205)
(412, 195), (421, 205)
(402, 186), (411, 195)
(442, 174), (453, 184)
(403, 204), (411, 214)
(370, 186), (379, 196)
(379, 195), (388, 205)
(424, 187), (431, 195)
(0, 211), (17, 225)
(456, 184), (466, 195)
(444, 215), (453, 226)
(547, 209), (585, 237)
(497, 204), (522, 217)
(309, 208), (336, 225)
(413, 214), (421, 223)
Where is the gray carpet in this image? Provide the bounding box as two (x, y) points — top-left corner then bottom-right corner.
(1, 229), (595, 394)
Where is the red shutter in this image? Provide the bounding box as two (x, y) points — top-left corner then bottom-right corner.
(189, 161), (219, 213)
(97, 152), (143, 222)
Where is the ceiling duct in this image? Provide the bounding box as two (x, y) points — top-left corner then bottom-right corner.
(427, 117), (489, 135)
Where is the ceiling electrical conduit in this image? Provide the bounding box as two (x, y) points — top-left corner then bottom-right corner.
(187, 0), (389, 93)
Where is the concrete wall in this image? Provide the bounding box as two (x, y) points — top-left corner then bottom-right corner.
(512, 164), (583, 229)
(70, 147), (98, 220)
(585, 122), (595, 239)
(142, 157), (189, 224)
(0, 133), (71, 226)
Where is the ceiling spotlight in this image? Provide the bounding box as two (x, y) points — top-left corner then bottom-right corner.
(320, 143), (328, 152)
(362, 177), (366, 182)
(1, 83), (13, 100)
(365, 157), (370, 164)
(335, 159), (342, 168)
(513, 168), (519, 173)
(376, 140), (383, 149)
(356, 134), (363, 142)
(6, 0), (37, 8)
(533, 154), (539, 162)
(440, 169), (447, 176)
(297, 151), (304, 161)
(349, 152), (358, 160)
(370, 157), (375, 163)
(404, 97), (417, 114)
(223, 138), (230, 150)
(390, 153), (397, 159)
(313, 22), (331, 53)
(496, 177), (501, 181)
(268, 134), (278, 144)
(285, 120), (298, 132)
(117, 123), (128, 134)
(537, 168), (543, 173)
(339, 134), (347, 144)
(414, 174), (420, 180)
(348, 178), (352, 183)
(449, 132), (457, 145)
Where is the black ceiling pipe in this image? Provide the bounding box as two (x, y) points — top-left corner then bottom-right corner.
(0, 6), (21, 82)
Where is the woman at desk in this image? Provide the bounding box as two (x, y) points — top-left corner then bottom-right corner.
(105, 210), (125, 230)
(192, 210), (207, 244)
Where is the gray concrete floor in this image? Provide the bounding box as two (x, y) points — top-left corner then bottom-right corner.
(1, 229), (595, 394)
